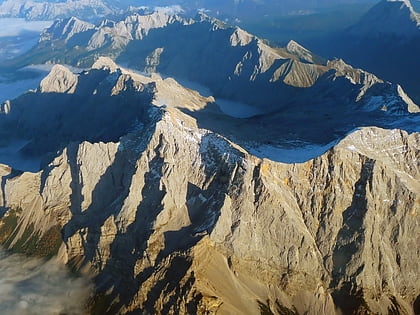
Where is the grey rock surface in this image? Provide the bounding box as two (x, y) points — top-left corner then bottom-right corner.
(0, 101), (418, 314)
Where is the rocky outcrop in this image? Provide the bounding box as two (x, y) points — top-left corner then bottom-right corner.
(0, 59), (213, 162)
(39, 64), (78, 93)
(39, 17), (95, 43)
(286, 40), (327, 65)
(0, 98), (418, 314)
(314, 0), (420, 105)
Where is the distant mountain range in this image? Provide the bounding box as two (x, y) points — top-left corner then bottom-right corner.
(5, 10), (419, 157)
(306, 0), (420, 103)
(0, 3), (419, 314)
(349, 0), (419, 38)
(0, 0), (114, 21)
(0, 0), (379, 21)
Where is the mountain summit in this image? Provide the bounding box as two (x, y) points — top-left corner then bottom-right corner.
(16, 11), (419, 117)
(0, 61), (419, 314)
(0, 5), (419, 315)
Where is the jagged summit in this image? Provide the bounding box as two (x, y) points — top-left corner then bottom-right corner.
(0, 60), (215, 162)
(285, 40), (327, 65)
(40, 17), (95, 43)
(0, 88), (418, 313)
(229, 27), (255, 47)
(92, 56), (119, 72)
(0, 4), (419, 315)
(39, 64), (78, 94)
(21, 11), (419, 116)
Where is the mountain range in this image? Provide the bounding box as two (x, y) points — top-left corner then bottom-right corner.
(307, 0), (420, 104)
(0, 0), (379, 21)
(0, 57), (419, 314)
(0, 0), (114, 21)
(0, 3), (419, 315)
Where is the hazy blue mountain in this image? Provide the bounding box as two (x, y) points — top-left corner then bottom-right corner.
(303, 0), (420, 104)
(0, 0), (379, 21)
(0, 0), (114, 21)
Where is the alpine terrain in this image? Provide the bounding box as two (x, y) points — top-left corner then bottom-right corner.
(0, 5), (419, 315)
(309, 0), (420, 104)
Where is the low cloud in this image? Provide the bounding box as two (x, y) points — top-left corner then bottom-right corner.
(0, 249), (93, 315)
(153, 5), (184, 15)
(0, 18), (52, 37)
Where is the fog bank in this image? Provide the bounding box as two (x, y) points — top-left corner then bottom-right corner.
(0, 249), (92, 315)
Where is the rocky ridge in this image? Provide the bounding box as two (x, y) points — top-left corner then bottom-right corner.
(314, 0), (420, 105)
(0, 60), (418, 314)
(0, 58), (213, 161)
(15, 11), (419, 116)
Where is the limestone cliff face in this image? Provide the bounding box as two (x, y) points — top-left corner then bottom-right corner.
(0, 102), (418, 314)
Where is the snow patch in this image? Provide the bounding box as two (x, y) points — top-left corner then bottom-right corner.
(247, 140), (338, 164)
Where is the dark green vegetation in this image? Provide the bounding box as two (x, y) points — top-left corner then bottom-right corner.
(0, 207), (20, 244)
(0, 207), (62, 258)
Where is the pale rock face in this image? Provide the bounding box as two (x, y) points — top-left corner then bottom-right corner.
(86, 12), (187, 51)
(230, 27), (254, 47)
(286, 40), (326, 65)
(0, 13), (419, 314)
(39, 64), (78, 94)
(92, 56), (119, 72)
(25, 11), (420, 115)
(144, 47), (164, 74)
(398, 84), (420, 113)
(0, 100), (418, 314)
(40, 17), (95, 43)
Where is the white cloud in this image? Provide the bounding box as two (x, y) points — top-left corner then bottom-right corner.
(153, 5), (184, 15)
(0, 249), (93, 315)
(0, 18), (52, 37)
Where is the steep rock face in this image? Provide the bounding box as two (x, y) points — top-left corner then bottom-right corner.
(19, 12), (419, 115)
(86, 12), (188, 51)
(39, 64), (78, 93)
(39, 17), (95, 43)
(285, 40), (327, 65)
(0, 59), (212, 161)
(0, 104), (418, 314)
